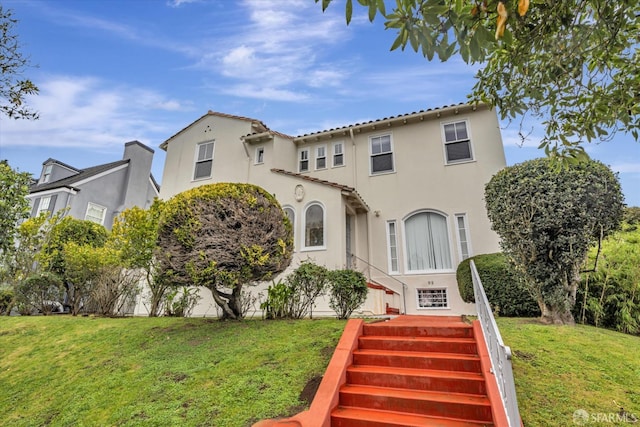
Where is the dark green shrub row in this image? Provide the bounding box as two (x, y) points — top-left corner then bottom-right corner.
(457, 253), (540, 317)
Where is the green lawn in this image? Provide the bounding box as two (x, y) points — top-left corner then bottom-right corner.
(1, 316), (638, 427)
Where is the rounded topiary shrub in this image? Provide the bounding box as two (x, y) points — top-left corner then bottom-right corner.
(457, 253), (540, 317)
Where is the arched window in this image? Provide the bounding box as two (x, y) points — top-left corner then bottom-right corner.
(283, 206), (295, 249)
(404, 211), (452, 271)
(304, 203), (324, 249)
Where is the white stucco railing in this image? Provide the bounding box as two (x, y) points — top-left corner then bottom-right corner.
(471, 260), (521, 427)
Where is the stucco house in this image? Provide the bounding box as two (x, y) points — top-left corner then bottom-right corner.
(27, 141), (159, 229)
(144, 102), (505, 317)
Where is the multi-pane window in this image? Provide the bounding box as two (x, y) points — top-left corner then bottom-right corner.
(370, 134), (394, 174)
(417, 288), (448, 309)
(404, 211), (452, 271)
(36, 196), (52, 216)
(41, 164), (52, 183)
(387, 221), (399, 273)
(85, 202), (106, 225)
(332, 142), (344, 167)
(299, 149), (310, 172)
(194, 141), (214, 180)
(283, 206), (295, 250)
(316, 146), (327, 169)
(255, 147), (265, 164)
(304, 203), (324, 248)
(455, 214), (472, 260)
(443, 120), (473, 164)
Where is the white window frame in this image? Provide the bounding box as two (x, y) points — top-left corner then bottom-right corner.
(402, 210), (455, 274)
(442, 119), (474, 164)
(369, 133), (395, 175)
(298, 148), (310, 173)
(193, 140), (215, 180)
(85, 202), (107, 225)
(255, 146), (265, 165)
(455, 213), (473, 261)
(41, 164), (52, 184)
(416, 288), (449, 309)
(332, 142), (344, 167)
(283, 206), (296, 251)
(36, 196), (52, 216)
(301, 201), (326, 251)
(315, 145), (327, 170)
(386, 220), (400, 274)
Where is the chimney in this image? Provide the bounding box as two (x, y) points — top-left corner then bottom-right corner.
(121, 141), (154, 210)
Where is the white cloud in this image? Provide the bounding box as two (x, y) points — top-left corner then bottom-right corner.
(167, 0), (202, 7)
(0, 75), (191, 149)
(610, 163), (640, 174)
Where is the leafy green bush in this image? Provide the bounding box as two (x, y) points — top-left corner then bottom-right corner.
(14, 272), (64, 315)
(285, 261), (329, 319)
(457, 253), (540, 317)
(328, 269), (368, 319)
(261, 280), (294, 320)
(0, 287), (14, 315)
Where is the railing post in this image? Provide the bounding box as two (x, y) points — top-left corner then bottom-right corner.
(471, 260), (521, 427)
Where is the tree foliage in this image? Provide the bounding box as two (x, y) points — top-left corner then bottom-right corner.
(319, 0), (640, 156)
(156, 183), (293, 320)
(0, 160), (31, 258)
(110, 201), (167, 316)
(327, 269), (368, 319)
(484, 158), (624, 324)
(14, 271), (63, 315)
(0, 6), (38, 120)
(285, 260), (329, 319)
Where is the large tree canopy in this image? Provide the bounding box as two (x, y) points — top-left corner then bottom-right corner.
(484, 158), (624, 324)
(156, 183), (293, 320)
(0, 6), (38, 120)
(319, 0), (639, 157)
(0, 161), (31, 257)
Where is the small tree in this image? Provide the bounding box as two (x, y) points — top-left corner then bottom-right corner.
(14, 272), (64, 315)
(485, 158), (624, 325)
(328, 269), (368, 319)
(156, 183), (293, 320)
(286, 260), (329, 319)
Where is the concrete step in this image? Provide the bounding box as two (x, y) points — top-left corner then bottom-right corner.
(358, 335), (478, 354)
(363, 322), (474, 339)
(352, 348), (482, 373)
(331, 406), (494, 427)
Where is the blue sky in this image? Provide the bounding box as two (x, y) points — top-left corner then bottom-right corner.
(0, 0), (638, 206)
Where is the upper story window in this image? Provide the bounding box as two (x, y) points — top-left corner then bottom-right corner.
(194, 141), (214, 180)
(370, 134), (394, 174)
(299, 148), (310, 173)
(85, 202), (107, 225)
(443, 120), (473, 164)
(316, 145), (327, 170)
(404, 211), (452, 272)
(303, 202), (325, 250)
(332, 142), (344, 167)
(40, 164), (52, 184)
(255, 146), (265, 165)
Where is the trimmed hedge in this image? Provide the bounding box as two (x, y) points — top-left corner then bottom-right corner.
(457, 253), (540, 317)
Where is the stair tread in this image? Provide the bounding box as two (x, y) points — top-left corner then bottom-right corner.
(348, 364), (484, 380)
(340, 384), (491, 405)
(353, 348), (480, 360)
(360, 335), (476, 343)
(332, 406), (493, 427)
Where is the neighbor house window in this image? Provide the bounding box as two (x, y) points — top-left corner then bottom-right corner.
(404, 211), (452, 272)
(194, 141), (214, 180)
(370, 134), (394, 174)
(283, 206), (295, 250)
(443, 120), (473, 164)
(36, 196), (52, 216)
(316, 145), (327, 170)
(455, 213), (472, 261)
(299, 148), (310, 172)
(417, 288), (448, 309)
(332, 142), (344, 167)
(303, 203), (324, 249)
(85, 202), (107, 225)
(386, 221), (399, 274)
(255, 146), (265, 164)
(41, 164), (52, 183)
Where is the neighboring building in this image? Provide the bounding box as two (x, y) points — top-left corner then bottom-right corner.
(146, 103), (506, 317)
(28, 141), (159, 229)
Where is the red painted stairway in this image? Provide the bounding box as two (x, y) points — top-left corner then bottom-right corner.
(254, 316), (508, 427)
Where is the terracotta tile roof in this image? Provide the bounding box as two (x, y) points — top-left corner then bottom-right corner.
(270, 168), (369, 212)
(29, 160), (129, 193)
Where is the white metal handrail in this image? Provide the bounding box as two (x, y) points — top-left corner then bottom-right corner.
(471, 260), (521, 427)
